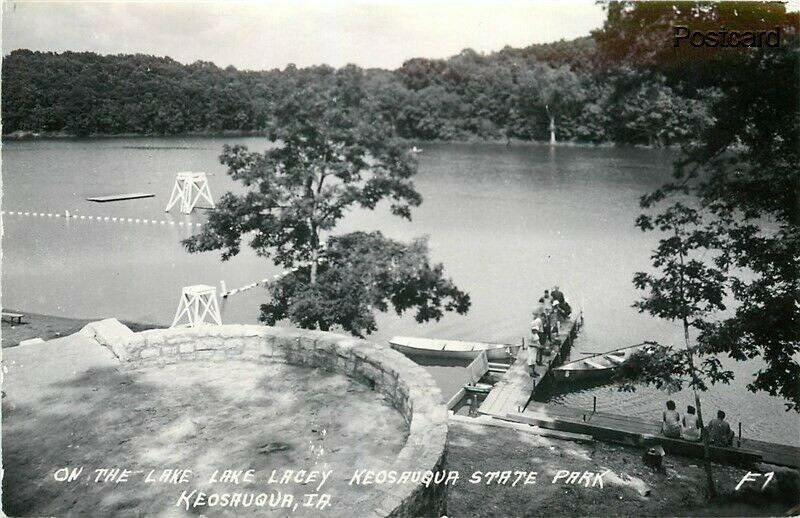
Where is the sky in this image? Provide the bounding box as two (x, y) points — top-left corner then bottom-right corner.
(2, 0), (607, 70)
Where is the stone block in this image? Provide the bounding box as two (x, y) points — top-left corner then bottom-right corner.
(124, 335), (146, 354)
(223, 337), (244, 350)
(112, 344), (132, 362)
(161, 345), (177, 356)
(144, 333), (166, 349)
(239, 343), (261, 361)
(334, 338), (358, 358)
(178, 342), (195, 354)
(357, 361), (382, 383)
(313, 337), (338, 355)
(140, 347), (160, 359)
(196, 349), (214, 361)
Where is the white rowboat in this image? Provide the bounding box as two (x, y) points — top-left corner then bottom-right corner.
(389, 336), (519, 361)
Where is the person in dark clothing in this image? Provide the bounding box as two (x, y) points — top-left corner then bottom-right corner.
(706, 410), (735, 446)
(551, 286), (571, 318)
(551, 286), (565, 305)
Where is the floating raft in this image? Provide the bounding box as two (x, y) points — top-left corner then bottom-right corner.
(86, 193), (155, 202)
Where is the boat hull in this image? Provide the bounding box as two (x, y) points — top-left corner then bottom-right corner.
(389, 337), (518, 361)
(551, 366), (617, 382)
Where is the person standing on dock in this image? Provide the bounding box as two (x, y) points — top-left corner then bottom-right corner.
(542, 290), (554, 313)
(531, 312), (544, 344)
(551, 300), (561, 335)
(527, 333), (542, 373)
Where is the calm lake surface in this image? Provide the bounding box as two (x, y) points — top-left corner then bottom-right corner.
(3, 137), (797, 446)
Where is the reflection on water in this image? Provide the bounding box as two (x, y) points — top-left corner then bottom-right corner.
(3, 137), (798, 446)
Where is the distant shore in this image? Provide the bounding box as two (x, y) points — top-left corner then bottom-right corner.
(1, 310), (157, 348)
(1, 129), (270, 141)
(2, 130), (664, 149)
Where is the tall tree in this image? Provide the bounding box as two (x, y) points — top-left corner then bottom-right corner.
(183, 71), (470, 336)
(615, 1), (798, 499)
(622, 202), (732, 497)
(607, 1), (799, 412)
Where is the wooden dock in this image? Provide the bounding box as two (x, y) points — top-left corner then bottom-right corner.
(471, 310), (800, 470)
(509, 402), (800, 469)
(479, 312), (583, 416)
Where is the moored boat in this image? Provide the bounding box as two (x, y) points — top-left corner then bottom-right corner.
(389, 336), (520, 361)
(551, 345), (641, 382)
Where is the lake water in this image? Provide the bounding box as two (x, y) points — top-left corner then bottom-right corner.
(3, 137), (797, 447)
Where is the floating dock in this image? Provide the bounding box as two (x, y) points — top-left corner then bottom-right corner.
(86, 193), (155, 202)
(478, 312), (583, 416)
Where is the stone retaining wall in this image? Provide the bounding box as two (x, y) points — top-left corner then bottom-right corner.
(91, 322), (448, 518)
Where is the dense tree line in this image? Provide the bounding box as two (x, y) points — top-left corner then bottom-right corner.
(0, 34), (711, 145)
(2, 3), (796, 147)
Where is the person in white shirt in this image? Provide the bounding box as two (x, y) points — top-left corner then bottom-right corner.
(530, 313), (543, 343)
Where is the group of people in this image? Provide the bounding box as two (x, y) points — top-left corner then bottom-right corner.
(661, 400), (736, 446)
(527, 286), (571, 374)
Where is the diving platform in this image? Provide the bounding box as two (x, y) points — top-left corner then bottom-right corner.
(86, 192), (155, 202)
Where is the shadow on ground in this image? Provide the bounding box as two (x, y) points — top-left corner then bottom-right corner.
(3, 361), (407, 517)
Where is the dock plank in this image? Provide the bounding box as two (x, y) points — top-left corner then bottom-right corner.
(521, 402), (800, 468)
(479, 312), (582, 417)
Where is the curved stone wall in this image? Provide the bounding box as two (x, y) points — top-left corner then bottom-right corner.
(97, 324), (448, 518)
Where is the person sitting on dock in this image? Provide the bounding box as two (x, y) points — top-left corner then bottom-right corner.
(551, 286), (572, 319)
(661, 400), (681, 438)
(706, 410), (735, 447)
(681, 405), (701, 442)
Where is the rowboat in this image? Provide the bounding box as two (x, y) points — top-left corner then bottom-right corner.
(551, 345), (641, 382)
(388, 336), (519, 361)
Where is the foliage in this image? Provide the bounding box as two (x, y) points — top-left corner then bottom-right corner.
(610, 2), (798, 497)
(2, 32), (713, 145)
(261, 232), (470, 337)
(620, 201), (734, 396)
(183, 72), (470, 335)
(614, 1), (800, 411)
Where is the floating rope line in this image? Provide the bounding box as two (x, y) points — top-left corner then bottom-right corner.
(1, 210), (204, 227)
(221, 265), (303, 298)
(221, 255), (331, 298)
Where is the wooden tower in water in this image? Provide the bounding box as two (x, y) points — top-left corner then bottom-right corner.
(165, 172), (215, 214)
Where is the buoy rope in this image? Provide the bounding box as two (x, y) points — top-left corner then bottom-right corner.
(1, 210), (204, 227)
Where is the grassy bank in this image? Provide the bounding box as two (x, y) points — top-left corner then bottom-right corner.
(1, 310), (156, 348)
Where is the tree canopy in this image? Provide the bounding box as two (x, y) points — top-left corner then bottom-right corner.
(0, 27), (732, 146)
(183, 69), (470, 336)
(612, 0), (799, 425)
